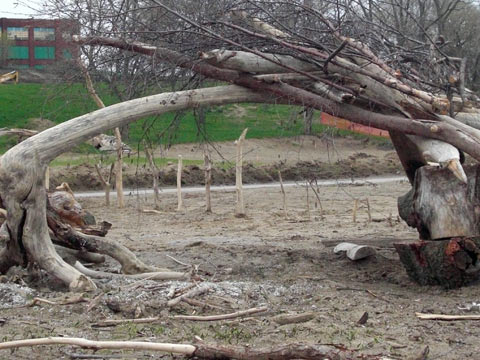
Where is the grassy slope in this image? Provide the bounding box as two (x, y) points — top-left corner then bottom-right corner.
(0, 82), (389, 157)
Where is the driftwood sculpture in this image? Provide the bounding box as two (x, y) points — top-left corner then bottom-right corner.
(2, 2), (480, 289)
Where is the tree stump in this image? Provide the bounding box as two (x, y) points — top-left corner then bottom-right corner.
(397, 164), (480, 287)
(398, 164), (480, 240)
(394, 238), (480, 288)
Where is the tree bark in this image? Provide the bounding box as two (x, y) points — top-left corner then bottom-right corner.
(398, 165), (480, 240)
(394, 237), (480, 288)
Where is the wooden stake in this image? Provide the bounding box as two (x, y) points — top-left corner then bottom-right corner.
(278, 170), (287, 218)
(305, 185), (311, 219)
(177, 155), (183, 211)
(235, 128), (248, 217)
(144, 145), (161, 209)
(353, 199), (359, 223)
(309, 180), (324, 219)
(94, 163), (112, 207)
(114, 128), (124, 208)
(366, 198), (372, 223)
(204, 151), (212, 213)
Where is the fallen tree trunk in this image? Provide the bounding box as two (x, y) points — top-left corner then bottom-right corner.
(0, 337), (376, 359)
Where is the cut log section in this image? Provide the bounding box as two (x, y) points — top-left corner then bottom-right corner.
(394, 237), (480, 288)
(333, 242), (376, 261)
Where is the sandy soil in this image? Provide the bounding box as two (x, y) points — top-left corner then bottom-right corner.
(0, 137), (478, 359)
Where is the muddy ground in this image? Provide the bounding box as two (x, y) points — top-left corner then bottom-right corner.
(1, 136), (479, 360)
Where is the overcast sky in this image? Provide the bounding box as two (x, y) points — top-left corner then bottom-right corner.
(1, 0), (44, 19)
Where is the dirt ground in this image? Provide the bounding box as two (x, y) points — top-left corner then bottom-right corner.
(1, 137), (479, 360)
(50, 136), (403, 190)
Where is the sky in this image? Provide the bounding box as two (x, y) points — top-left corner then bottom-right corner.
(1, 0), (44, 19)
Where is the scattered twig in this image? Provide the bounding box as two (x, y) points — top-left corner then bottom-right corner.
(25, 294), (87, 307)
(182, 297), (227, 311)
(167, 284), (212, 307)
(166, 254), (191, 268)
(74, 261), (188, 281)
(272, 312), (315, 325)
(92, 317), (161, 328)
(416, 312), (480, 321)
(173, 306), (268, 321)
(141, 209), (163, 215)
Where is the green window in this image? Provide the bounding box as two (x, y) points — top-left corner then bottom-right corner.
(34, 28), (55, 41)
(8, 46), (29, 59)
(7, 27), (28, 40)
(34, 46), (55, 59)
(62, 49), (72, 59)
(34, 65), (45, 70)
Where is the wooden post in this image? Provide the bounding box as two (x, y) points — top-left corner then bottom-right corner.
(305, 184), (311, 219)
(309, 180), (324, 220)
(114, 128), (125, 208)
(353, 199), (359, 223)
(235, 128), (248, 217)
(204, 152), (212, 213)
(366, 198), (372, 223)
(177, 155), (183, 212)
(278, 170), (287, 218)
(144, 145), (161, 210)
(94, 164), (113, 207)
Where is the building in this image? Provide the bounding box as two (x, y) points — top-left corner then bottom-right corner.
(0, 18), (77, 70)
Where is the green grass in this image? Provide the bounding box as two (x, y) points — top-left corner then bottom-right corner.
(0, 82), (391, 155)
(51, 154), (203, 167)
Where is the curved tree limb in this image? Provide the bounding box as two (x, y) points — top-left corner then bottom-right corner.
(0, 86), (277, 290)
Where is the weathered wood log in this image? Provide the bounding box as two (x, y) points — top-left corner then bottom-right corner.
(398, 164), (480, 240)
(394, 238), (480, 288)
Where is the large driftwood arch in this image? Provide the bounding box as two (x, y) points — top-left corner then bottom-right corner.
(4, 7), (480, 289)
(0, 86), (275, 291)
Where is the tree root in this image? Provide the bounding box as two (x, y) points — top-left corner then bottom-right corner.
(73, 261), (188, 281)
(47, 211), (169, 274)
(55, 246), (106, 264)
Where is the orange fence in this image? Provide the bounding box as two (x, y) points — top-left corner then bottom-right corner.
(320, 113), (390, 138)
